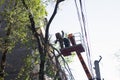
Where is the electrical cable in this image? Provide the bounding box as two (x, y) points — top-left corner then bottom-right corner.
(78, 0), (94, 77)
(74, 0), (94, 78)
(49, 44), (76, 80)
(74, 0), (85, 43)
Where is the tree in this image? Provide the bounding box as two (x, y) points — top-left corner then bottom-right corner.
(0, 0), (47, 79)
(0, 0), (74, 80)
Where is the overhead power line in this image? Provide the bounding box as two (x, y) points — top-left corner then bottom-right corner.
(74, 0), (94, 78)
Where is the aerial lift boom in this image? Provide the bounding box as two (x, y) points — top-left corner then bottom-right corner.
(55, 33), (93, 80)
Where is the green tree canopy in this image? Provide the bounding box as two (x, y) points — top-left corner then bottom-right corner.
(0, 0), (47, 79)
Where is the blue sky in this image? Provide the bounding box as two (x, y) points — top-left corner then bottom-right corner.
(47, 0), (120, 79)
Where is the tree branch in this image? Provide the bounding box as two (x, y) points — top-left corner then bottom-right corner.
(21, 0), (46, 80)
(45, 0), (64, 43)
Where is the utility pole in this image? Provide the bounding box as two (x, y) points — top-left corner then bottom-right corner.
(94, 56), (102, 80)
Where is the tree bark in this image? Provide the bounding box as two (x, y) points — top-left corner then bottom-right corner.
(21, 0), (45, 79)
(21, 0), (64, 80)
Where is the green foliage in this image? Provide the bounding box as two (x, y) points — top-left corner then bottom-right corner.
(0, 0), (70, 79)
(17, 49), (40, 80)
(23, 0), (47, 27)
(0, 77), (4, 80)
(64, 52), (75, 63)
(0, 0), (47, 79)
(0, 0), (47, 51)
(45, 59), (56, 78)
(17, 54), (32, 80)
(0, 0), (5, 7)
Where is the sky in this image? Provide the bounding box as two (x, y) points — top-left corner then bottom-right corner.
(47, 0), (120, 80)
